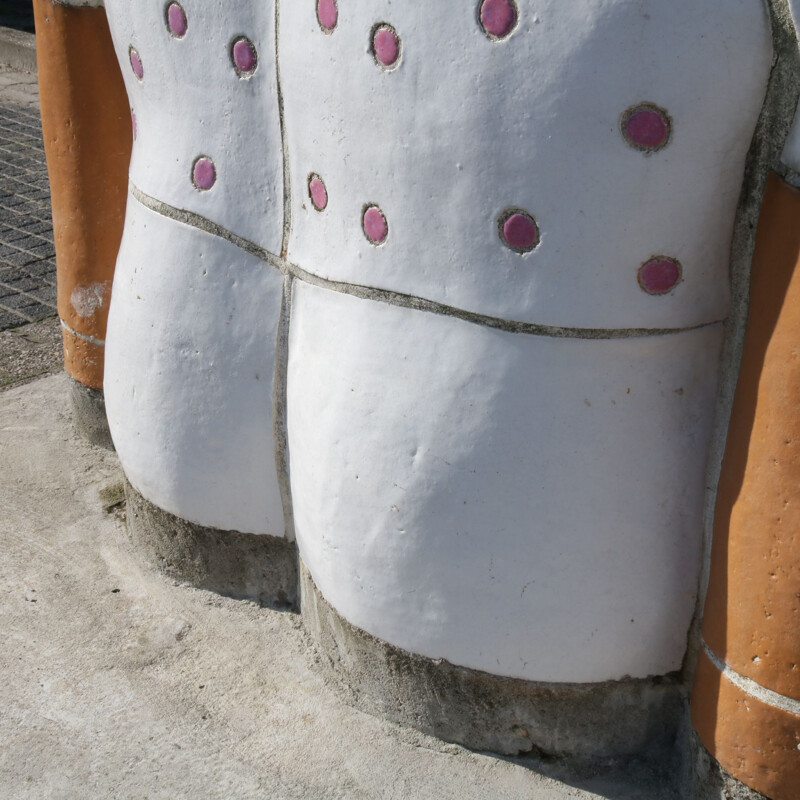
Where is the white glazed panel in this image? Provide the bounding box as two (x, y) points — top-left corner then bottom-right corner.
(287, 282), (724, 682)
(281, 0), (771, 329)
(104, 0), (283, 252)
(782, 114), (800, 176)
(105, 196), (285, 536)
(782, 0), (800, 175)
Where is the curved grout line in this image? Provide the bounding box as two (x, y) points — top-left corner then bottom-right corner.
(60, 318), (105, 347)
(274, 0), (292, 258)
(272, 272), (296, 542)
(290, 263), (725, 339)
(130, 182), (276, 265)
(702, 640), (800, 716)
(129, 182), (726, 341)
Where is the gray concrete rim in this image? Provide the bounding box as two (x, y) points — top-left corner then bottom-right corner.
(69, 377), (114, 450)
(124, 480), (299, 610)
(0, 27), (36, 73)
(299, 560), (688, 768)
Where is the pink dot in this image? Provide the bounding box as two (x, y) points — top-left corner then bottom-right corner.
(317, 0), (338, 32)
(373, 25), (400, 68)
(192, 157), (216, 191)
(232, 37), (258, 75)
(167, 3), (187, 38)
(622, 104), (671, 152)
(308, 174), (328, 211)
(638, 257), (682, 295)
(500, 210), (539, 253)
(363, 205), (388, 245)
(480, 0), (518, 40)
(131, 110), (137, 141)
(129, 47), (143, 80)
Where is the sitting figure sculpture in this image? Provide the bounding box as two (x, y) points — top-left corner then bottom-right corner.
(33, 0), (800, 797)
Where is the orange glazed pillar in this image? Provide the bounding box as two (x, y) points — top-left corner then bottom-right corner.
(692, 173), (800, 799)
(33, 0), (131, 447)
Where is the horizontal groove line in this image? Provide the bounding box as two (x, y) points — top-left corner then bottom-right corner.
(129, 183), (725, 341)
(60, 319), (105, 347)
(702, 640), (800, 716)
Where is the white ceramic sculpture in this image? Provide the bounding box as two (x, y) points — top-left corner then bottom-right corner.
(95, 0), (799, 691)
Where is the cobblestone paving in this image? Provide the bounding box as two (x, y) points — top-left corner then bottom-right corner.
(0, 98), (57, 331)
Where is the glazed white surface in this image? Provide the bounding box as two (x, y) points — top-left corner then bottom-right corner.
(104, 0), (283, 252)
(782, 115), (800, 177)
(97, 0), (790, 682)
(280, 0), (771, 329)
(781, 0), (800, 176)
(104, 196), (285, 536)
(288, 283), (723, 682)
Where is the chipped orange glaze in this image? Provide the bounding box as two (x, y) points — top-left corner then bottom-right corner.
(694, 173), (800, 795)
(702, 174), (800, 699)
(692, 650), (800, 800)
(61, 327), (104, 390)
(33, 0), (131, 388)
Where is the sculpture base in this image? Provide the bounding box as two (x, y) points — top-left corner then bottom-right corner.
(690, 731), (769, 800)
(70, 377), (114, 450)
(300, 561), (686, 761)
(124, 481), (298, 609)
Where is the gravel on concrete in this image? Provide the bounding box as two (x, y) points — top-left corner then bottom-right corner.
(0, 314), (61, 390)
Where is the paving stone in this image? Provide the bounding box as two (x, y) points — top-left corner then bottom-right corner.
(1, 249), (38, 266)
(27, 285), (57, 305)
(0, 292), (36, 311)
(0, 92), (56, 332)
(0, 306), (26, 329)
(0, 275), (39, 292)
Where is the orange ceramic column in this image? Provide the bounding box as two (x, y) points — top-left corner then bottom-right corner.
(32, 0), (131, 446)
(692, 173), (800, 799)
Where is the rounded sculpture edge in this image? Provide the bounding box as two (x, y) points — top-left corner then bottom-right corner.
(299, 559), (686, 762)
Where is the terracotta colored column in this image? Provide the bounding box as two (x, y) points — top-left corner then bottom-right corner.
(33, 0), (131, 444)
(692, 172), (800, 799)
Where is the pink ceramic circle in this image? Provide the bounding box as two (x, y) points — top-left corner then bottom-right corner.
(373, 25), (400, 67)
(232, 37), (258, 75)
(192, 157), (216, 191)
(308, 174), (328, 211)
(317, 0), (338, 32)
(622, 104), (671, 152)
(167, 3), (187, 37)
(480, 0), (518, 40)
(129, 47), (143, 80)
(499, 210), (539, 253)
(638, 257), (682, 294)
(363, 205), (388, 245)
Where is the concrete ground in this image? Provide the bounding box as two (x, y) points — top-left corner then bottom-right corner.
(0, 34), (679, 800)
(0, 374), (679, 800)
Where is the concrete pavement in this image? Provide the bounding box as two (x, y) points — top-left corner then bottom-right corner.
(0, 374), (678, 799)
(0, 32), (677, 800)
